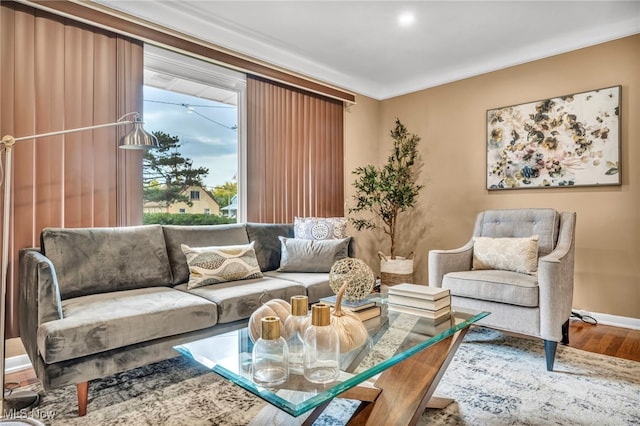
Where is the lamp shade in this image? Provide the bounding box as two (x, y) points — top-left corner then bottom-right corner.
(119, 117), (159, 149)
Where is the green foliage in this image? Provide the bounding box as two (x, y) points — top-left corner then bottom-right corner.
(349, 119), (423, 258)
(212, 181), (238, 207)
(143, 213), (236, 225)
(143, 131), (209, 207)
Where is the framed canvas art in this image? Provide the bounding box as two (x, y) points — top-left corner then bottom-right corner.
(486, 86), (621, 190)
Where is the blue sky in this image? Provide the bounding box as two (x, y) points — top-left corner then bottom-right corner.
(142, 86), (238, 189)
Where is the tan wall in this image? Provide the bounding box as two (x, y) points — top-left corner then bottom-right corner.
(345, 35), (640, 319)
(344, 96), (386, 273)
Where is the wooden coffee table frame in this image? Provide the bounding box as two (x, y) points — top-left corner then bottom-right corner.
(254, 327), (469, 426)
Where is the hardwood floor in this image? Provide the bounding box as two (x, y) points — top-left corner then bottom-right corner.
(566, 319), (640, 362)
(5, 319), (639, 388)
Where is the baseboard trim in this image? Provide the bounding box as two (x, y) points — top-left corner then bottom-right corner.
(5, 354), (32, 374)
(574, 310), (640, 330)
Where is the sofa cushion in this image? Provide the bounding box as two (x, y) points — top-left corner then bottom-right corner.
(41, 225), (172, 300)
(472, 236), (539, 274)
(263, 271), (334, 303)
(181, 242), (263, 289)
(245, 223), (294, 272)
(294, 216), (348, 240)
(178, 276), (305, 324)
(277, 237), (350, 272)
(37, 287), (218, 363)
(162, 224), (250, 285)
(442, 270), (539, 307)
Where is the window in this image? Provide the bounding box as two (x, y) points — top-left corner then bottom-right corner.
(142, 45), (246, 224)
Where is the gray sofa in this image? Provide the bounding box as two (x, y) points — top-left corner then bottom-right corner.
(18, 222), (352, 415)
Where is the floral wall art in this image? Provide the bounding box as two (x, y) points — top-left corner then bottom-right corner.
(486, 86), (620, 189)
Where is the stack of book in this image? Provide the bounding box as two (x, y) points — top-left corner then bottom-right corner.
(319, 294), (382, 322)
(387, 283), (451, 324)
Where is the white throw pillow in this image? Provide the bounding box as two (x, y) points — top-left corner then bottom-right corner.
(181, 242), (263, 289)
(472, 236), (539, 274)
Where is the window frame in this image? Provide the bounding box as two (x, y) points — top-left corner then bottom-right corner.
(144, 45), (247, 222)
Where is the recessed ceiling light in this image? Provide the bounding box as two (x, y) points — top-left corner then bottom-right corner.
(398, 12), (415, 27)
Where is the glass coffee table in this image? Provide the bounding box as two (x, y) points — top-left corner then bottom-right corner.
(175, 306), (489, 425)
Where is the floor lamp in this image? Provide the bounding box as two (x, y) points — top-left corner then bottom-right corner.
(0, 113), (158, 415)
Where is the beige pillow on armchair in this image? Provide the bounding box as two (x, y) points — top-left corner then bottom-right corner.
(472, 235), (539, 274)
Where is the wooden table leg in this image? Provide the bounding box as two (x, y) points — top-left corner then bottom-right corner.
(347, 328), (470, 426)
(426, 396), (454, 409)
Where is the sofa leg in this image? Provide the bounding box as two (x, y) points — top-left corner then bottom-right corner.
(544, 340), (557, 371)
(561, 319), (570, 345)
(77, 381), (88, 417)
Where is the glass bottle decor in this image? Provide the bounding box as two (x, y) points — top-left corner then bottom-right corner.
(252, 316), (289, 386)
(284, 295), (308, 374)
(303, 303), (340, 384)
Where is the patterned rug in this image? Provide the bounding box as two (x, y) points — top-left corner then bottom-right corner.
(15, 327), (640, 425)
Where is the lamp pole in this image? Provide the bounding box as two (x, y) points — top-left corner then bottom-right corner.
(0, 113), (157, 415)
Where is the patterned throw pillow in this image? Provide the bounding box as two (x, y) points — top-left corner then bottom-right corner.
(294, 217), (348, 240)
(181, 242), (263, 289)
(472, 236), (539, 275)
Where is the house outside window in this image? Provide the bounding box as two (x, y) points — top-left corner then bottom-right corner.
(190, 191), (200, 201)
(220, 194), (238, 218)
(204, 208), (211, 215)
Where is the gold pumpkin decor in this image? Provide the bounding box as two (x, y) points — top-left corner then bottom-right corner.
(248, 295), (291, 343)
(305, 281), (369, 353)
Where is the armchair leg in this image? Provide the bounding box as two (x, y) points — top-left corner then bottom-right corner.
(561, 319), (570, 345)
(77, 381), (88, 416)
(544, 340), (557, 371)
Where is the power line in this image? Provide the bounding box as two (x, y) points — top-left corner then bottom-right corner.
(144, 99), (237, 131)
(188, 107), (237, 130)
(144, 99), (235, 109)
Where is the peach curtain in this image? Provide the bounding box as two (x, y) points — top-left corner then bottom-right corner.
(0, 3), (143, 337)
(246, 76), (344, 223)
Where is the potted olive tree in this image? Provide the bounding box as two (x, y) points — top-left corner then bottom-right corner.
(349, 119), (424, 285)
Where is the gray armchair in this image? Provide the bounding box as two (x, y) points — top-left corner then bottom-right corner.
(428, 208), (576, 370)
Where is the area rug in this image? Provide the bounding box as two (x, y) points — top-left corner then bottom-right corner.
(15, 327), (640, 425)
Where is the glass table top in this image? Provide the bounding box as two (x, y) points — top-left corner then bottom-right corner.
(174, 305), (489, 417)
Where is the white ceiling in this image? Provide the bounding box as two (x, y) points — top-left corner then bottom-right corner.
(92, 1), (640, 100)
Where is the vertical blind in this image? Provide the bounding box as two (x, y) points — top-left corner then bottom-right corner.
(247, 76), (344, 223)
(0, 3), (143, 337)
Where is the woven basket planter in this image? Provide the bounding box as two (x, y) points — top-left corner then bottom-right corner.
(378, 252), (414, 286)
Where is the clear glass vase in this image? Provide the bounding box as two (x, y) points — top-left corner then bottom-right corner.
(303, 303), (339, 384)
(285, 295), (308, 374)
(252, 316), (289, 386)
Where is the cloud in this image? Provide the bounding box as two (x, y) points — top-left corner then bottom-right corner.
(143, 86), (238, 188)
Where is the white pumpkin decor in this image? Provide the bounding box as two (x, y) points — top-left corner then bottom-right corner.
(248, 297), (291, 343)
(304, 281), (369, 353)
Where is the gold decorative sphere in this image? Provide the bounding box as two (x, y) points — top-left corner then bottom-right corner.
(329, 258), (375, 301)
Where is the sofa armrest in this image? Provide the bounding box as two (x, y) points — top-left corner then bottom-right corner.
(538, 211), (577, 341)
(19, 249), (64, 360)
(428, 239), (474, 287)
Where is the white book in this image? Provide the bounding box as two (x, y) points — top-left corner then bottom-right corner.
(387, 283), (450, 301)
(387, 294), (451, 311)
(388, 303), (452, 322)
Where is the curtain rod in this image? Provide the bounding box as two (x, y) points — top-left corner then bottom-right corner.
(13, 0), (356, 104)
